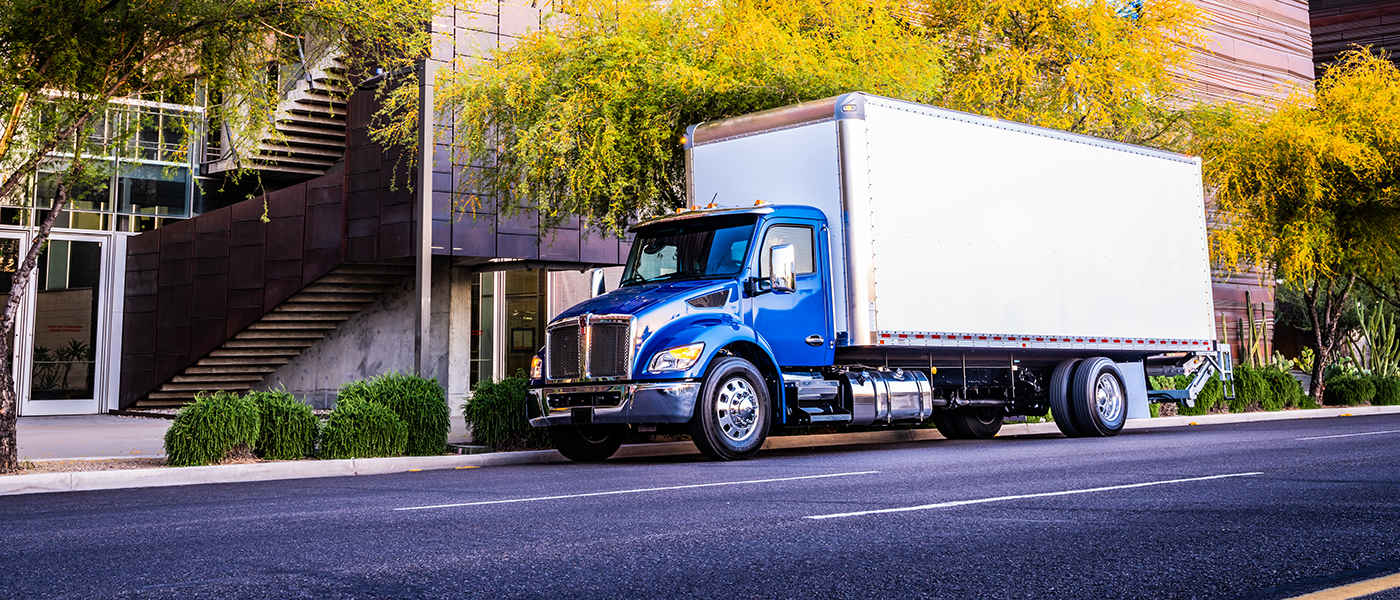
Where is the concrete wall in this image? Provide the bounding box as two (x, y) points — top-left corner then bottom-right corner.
(255, 257), (469, 409)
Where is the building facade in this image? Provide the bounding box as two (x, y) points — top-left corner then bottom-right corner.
(8, 0), (1362, 416)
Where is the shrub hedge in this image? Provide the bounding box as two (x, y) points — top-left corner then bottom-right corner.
(1374, 376), (1400, 406)
(1324, 375), (1376, 406)
(320, 398), (408, 459)
(1176, 375), (1222, 416)
(340, 373), (449, 456)
(463, 375), (550, 451)
(248, 390), (317, 460)
(164, 391), (260, 467)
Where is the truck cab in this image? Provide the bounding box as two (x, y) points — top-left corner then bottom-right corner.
(527, 204), (830, 461)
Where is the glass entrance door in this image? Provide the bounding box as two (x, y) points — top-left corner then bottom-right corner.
(19, 236), (105, 416)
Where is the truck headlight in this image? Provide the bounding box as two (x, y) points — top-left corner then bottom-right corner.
(648, 343), (704, 373)
(531, 356), (543, 380)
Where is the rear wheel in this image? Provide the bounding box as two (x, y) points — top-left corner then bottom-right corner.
(1070, 357), (1127, 437)
(689, 357), (771, 461)
(549, 425), (625, 462)
(1049, 359), (1084, 438)
(932, 407), (1003, 439)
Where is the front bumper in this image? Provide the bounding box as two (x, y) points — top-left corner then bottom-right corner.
(528, 381), (701, 427)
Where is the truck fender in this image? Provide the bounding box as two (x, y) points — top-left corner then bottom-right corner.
(634, 313), (783, 405)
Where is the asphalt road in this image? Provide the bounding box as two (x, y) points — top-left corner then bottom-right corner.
(3, 415), (1399, 600)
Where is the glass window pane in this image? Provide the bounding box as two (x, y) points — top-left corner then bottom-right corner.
(760, 225), (815, 277)
(470, 272), (494, 386)
(32, 240), (102, 400)
(117, 163), (189, 216)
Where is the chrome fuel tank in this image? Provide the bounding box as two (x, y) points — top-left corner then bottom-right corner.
(843, 369), (933, 426)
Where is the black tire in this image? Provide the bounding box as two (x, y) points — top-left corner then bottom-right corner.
(1049, 359), (1085, 438)
(1070, 357), (1127, 437)
(549, 425), (625, 462)
(931, 410), (961, 439)
(951, 407), (1003, 439)
(689, 357), (771, 461)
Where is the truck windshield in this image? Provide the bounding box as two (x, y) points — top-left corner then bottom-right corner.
(620, 217), (757, 287)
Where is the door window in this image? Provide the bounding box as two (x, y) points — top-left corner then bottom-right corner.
(759, 225), (815, 277)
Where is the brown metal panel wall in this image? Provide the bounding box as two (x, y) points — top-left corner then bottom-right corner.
(1185, 0), (1315, 102)
(119, 172), (349, 407)
(1311, 0), (1400, 67)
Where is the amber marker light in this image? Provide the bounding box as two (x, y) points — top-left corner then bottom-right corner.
(530, 356), (543, 379)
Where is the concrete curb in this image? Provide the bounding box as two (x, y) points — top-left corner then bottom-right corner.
(4, 405), (1399, 496)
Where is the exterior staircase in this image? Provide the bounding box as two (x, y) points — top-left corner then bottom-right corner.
(132, 263), (410, 408)
(203, 57), (352, 178)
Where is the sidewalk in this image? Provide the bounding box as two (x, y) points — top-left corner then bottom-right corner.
(15, 414), (474, 462)
(3, 405), (1398, 496)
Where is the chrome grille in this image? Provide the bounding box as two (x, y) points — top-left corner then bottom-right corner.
(547, 323), (581, 380)
(587, 322), (631, 378)
(545, 315), (632, 381)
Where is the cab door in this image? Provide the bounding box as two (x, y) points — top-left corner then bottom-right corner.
(746, 219), (833, 367)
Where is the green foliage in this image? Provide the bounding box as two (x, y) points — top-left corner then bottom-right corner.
(320, 398), (408, 460)
(1323, 374), (1376, 407)
(247, 390), (317, 461)
(463, 375), (550, 451)
(917, 0), (1204, 146)
(1196, 50), (1400, 402)
(1260, 368), (1306, 411)
(1371, 376), (1400, 406)
(340, 373), (449, 456)
(443, 0), (944, 236)
(1177, 375), (1223, 417)
(1232, 364), (1268, 412)
(1352, 302), (1400, 377)
(164, 391), (260, 467)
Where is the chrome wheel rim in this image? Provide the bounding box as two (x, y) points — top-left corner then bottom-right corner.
(715, 376), (759, 443)
(1094, 372), (1125, 426)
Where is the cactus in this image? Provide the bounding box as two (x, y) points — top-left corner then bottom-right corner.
(1351, 303), (1400, 377)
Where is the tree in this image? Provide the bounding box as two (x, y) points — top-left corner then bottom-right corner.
(0, 0), (438, 474)
(1195, 49), (1400, 402)
(440, 0), (946, 237)
(442, 0), (1206, 236)
(913, 0), (1205, 146)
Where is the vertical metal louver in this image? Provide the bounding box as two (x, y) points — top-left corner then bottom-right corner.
(545, 315), (632, 381)
(586, 321), (631, 378)
(547, 321), (582, 380)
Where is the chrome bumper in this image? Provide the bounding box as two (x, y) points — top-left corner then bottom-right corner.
(528, 381), (702, 427)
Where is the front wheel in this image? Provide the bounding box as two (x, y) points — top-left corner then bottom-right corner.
(549, 425), (625, 462)
(689, 357), (771, 461)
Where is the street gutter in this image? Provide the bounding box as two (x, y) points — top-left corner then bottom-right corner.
(3, 405), (1398, 496)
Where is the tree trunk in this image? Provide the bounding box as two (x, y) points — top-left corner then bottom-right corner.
(0, 159), (81, 474)
(1303, 275), (1358, 404)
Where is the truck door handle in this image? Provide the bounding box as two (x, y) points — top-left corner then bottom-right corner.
(805, 335), (824, 347)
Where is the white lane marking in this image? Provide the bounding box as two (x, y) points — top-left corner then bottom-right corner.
(804, 472), (1263, 520)
(1297, 429), (1400, 441)
(395, 470), (881, 511)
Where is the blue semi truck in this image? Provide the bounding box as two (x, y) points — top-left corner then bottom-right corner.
(527, 93), (1227, 462)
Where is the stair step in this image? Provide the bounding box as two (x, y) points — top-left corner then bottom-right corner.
(334, 264), (413, 276)
(159, 381), (256, 392)
(196, 356), (292, 366)
(222, 339), (317, 349)
(282, 292), (379, 304)
(276, 112), (346, 127)
(255, 143), (347, 159)
(247, 321), (340, 330)
(248, 153), (337, 168)
(184, 365), (280, 374)
(171, 373), (270, 383)
(233, 329), (329, 340)
(314, 273), (405, 285)
(271, 123), (351, 140)
(206, 348), (303, 357)
(274, 302), (374, 313)
(258, 311), (355, 322)
(239, 162), (329, 176)
(299, 283), (393, 294)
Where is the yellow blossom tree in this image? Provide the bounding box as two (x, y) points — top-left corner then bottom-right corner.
(1195, 49), (1400, 401)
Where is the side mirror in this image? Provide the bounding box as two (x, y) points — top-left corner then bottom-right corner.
(770, 244), (797, 294)
(590, 269), (607, 297)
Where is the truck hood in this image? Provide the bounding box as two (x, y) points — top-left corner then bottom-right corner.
(555, 279), (724, 320)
